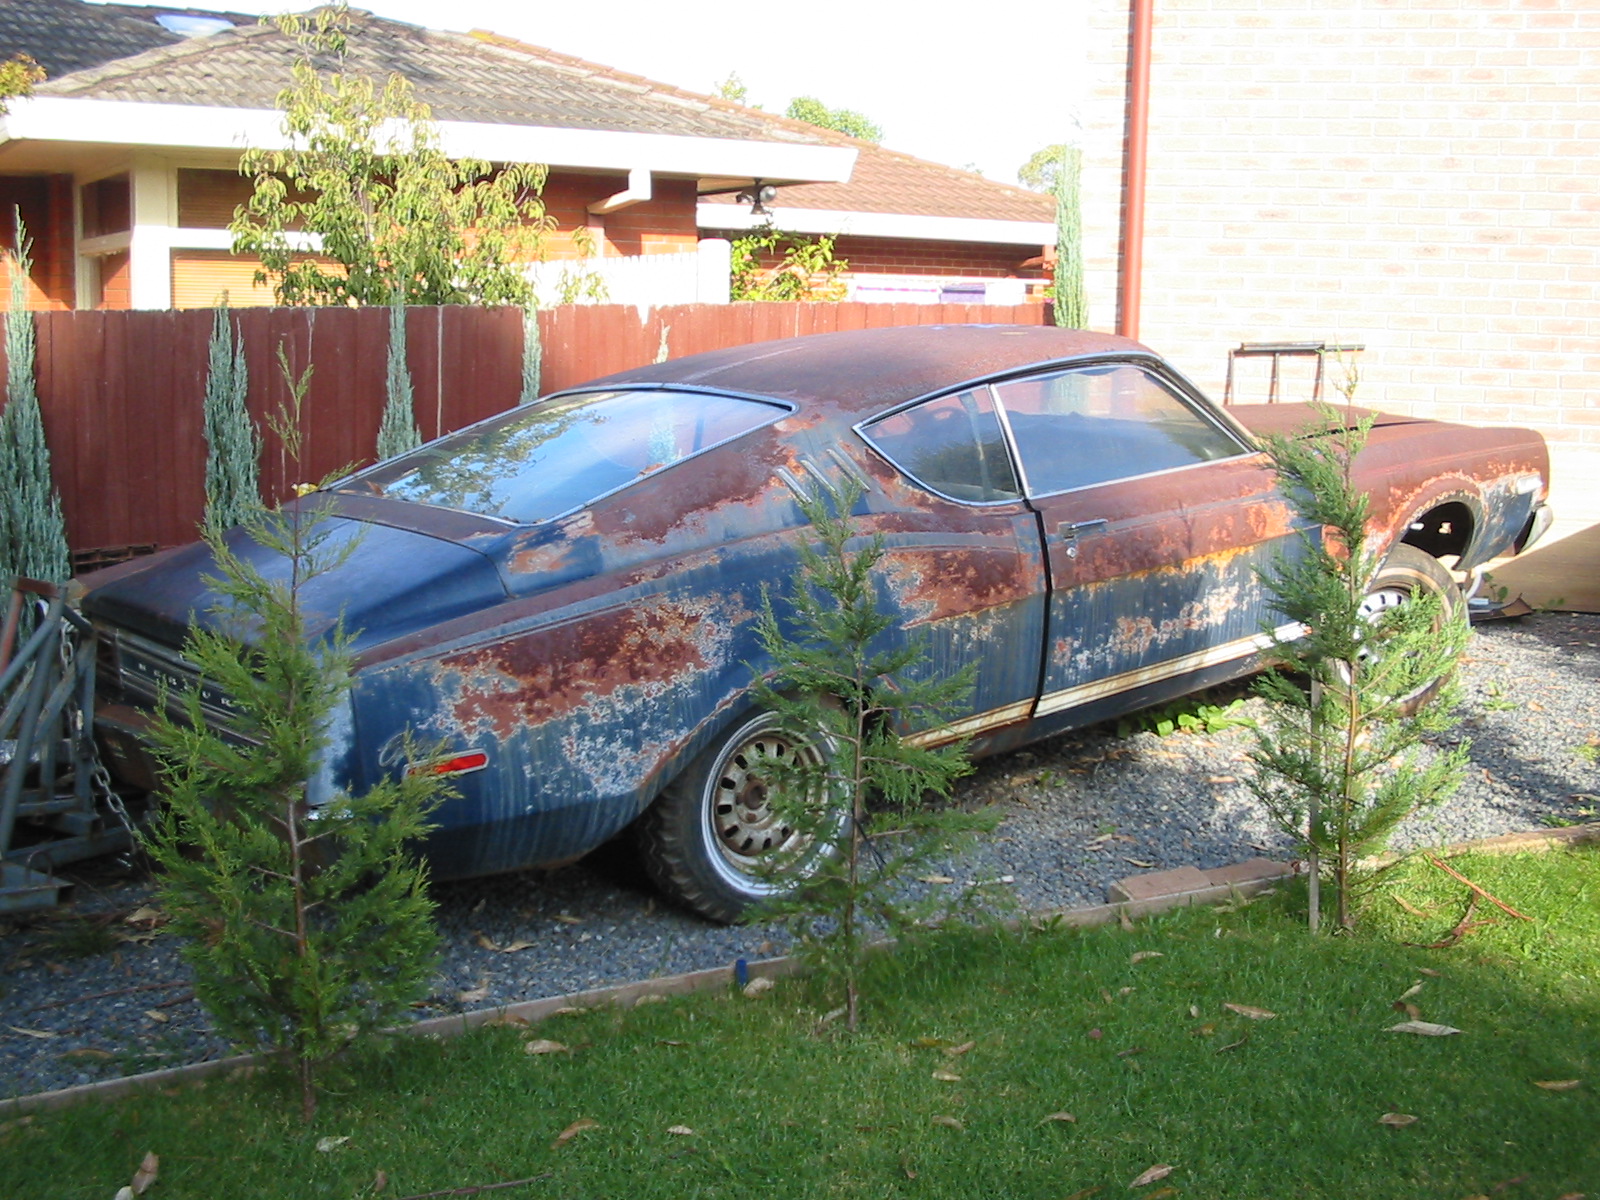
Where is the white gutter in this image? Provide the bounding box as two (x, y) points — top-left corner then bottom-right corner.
(588, 166), (651, 215)
(697, 202), (1054, 247)
(0, 97), (856, 182)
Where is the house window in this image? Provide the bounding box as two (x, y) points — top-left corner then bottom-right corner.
(81, 176), (131, 239)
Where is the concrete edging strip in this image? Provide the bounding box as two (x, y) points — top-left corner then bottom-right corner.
(5, 820), (1596, 1118)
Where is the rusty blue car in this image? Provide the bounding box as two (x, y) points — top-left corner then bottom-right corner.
(83, 326), (1552, 922)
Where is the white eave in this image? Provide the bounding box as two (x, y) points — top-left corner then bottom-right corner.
(0, 96), (858, 182)
(697, 202), (1054, 247)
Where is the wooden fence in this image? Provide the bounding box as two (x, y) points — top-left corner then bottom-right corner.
(7, 301), (1048, 558)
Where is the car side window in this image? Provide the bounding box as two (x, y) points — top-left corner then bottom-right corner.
(993, 364), (1245, 496)
(861, 389), (1022, 503)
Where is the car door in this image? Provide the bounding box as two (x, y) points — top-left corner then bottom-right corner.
(991, 361), (1303, 736)
(856, 385), (1048, 755)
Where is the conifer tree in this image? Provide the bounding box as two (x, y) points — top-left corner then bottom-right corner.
(518, 305), (541, 405)
(0, 220), (70, 591)
(753, 479), (994, 1029)
(143, 346), (446, 1121)
(201, 304), (260, 533)
(1248, 384), (1469, 931)
(1052, 145), (1088, 329)
(376, 297), (421, 459)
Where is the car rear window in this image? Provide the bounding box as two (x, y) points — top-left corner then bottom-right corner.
(339, 389), (787, 524)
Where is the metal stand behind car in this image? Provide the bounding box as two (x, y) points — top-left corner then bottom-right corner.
(0, 579), (134, 914)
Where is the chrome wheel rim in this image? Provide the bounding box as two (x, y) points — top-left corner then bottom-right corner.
(703, 719), (835, 892)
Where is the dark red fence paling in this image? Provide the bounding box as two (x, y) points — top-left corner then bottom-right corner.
(3, 301), (1046, 558)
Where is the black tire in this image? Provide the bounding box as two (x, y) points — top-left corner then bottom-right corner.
(1356, 543), (1465, 714)
(635, 710), (845, 924)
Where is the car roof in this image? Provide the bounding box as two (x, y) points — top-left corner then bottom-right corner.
(573, 325), (1150, 422)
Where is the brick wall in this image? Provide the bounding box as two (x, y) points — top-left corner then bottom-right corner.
(176, 167), (701, 262)
(829, 236), (1048, 280)
(1084, 0), (1599, 522)
(0, 175), (76, 310)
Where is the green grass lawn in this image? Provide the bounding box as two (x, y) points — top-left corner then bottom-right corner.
(4, 847), (1597, 1199)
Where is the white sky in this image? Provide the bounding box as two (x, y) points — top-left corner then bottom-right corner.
(94, 0), (1087, 185)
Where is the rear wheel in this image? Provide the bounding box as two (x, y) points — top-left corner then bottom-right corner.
(1355, 543), (1464, 713)
(635, 711), (845, 924)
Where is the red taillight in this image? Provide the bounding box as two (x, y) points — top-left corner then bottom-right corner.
(406, 750), (489, 778)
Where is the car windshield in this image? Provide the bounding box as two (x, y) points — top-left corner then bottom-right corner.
(339, 389), (787, 524)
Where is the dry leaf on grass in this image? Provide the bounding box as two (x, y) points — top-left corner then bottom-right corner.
(1534, 1079), (1582, 1091)
(1392, 1001), (1422, 1021)
(129, 1151), (159, 1195)
(1190, 1023), (1216, 1037)
(1129, 1163), (1174, 1187)
(1061, 1190), (1102, 1200)
(373, 1168), (388, 1192)
(742, 977), (774, 998)
(481, 1013), (528, 1028)
(931, 1070), (962, 1082)
(930, 1115), (965, 1131)
(552, 1118), (599, 1149)
(523, 1039), (569, 1055)
(1397, 982), (1424, 1001)
(124, 906), (163, 925)
(666, 1125), (696, 1136)
(1387, 1021), (1461, 1036)
(1378, 1112), (1418, 1127)
(944, 1041), (976, 1057)
(1145, 1190), (1179, 1200)
(1130, 951), (1164, 964)
(1417, 967), (1442, 978)
(315, 1136), (349, 1152)
(1223, 1003), (1276, 1020)
(1039, 1111), (1077, 1125)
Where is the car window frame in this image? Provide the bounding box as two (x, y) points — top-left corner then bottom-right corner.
(855, 385), (1028, 508)
(992, 358), (1257, 501)
(854, 354), (1258, 507)
(333, 384), (797, 527)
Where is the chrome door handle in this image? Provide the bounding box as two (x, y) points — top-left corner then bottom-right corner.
(1057, 518), (1108, 558)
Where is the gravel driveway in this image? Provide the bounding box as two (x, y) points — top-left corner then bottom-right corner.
(3, 611), (1596, 1102)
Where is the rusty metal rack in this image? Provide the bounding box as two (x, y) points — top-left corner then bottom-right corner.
(1, 580), (132, 913)
(1222, 341), (1365, 406)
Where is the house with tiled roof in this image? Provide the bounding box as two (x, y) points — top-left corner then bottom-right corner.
(0, 0), (1054, 311)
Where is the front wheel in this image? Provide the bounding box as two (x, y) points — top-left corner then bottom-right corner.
(635, 711), (846, 924)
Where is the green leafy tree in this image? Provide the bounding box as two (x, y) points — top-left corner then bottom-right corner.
(785, 96), (883, 142)
(0, 220), (70, 592)
(142, 347), (446, 1121)
(753, 480), (994, 1030)
(376, 297), (421, 459)
(230, 4), (551, 306)
(201, 304), (260, 533)
(1248, 381), (1470, 932)
(1052, 145), (1088, 329)
(1017, 143), (1067, 192)
(731, 226), (849, 302)
(0, 54), (44, 114)
(713, 71), (749, 104)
